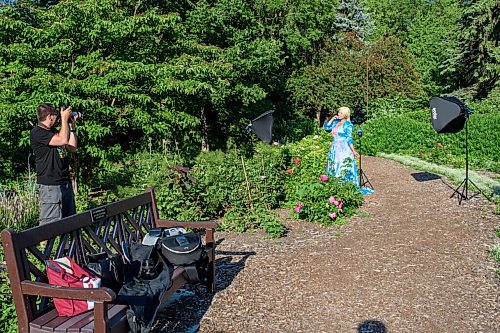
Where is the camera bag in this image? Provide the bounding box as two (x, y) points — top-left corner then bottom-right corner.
(159, 233), (202, 266)
(85, 252), (124, 292)
(118, 243), (172, 333)
(142, 227), (187, 246)
(159, 232), (208, 284)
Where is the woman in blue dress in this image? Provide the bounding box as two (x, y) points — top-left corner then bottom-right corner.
(324, 106), (373, 194)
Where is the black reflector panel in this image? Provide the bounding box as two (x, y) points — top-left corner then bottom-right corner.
(430, 96), (467, 133)
(250, 110), (274, 143)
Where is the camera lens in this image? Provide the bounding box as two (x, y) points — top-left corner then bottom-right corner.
(140, 259), (156, 279)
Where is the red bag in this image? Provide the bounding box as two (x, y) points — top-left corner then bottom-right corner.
(46, 256), (102, 317)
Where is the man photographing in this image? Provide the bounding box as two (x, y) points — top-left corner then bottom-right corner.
(30, 103), (79, 225)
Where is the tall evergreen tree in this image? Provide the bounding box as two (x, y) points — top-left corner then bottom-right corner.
(335, 0), (374, 42)
(442, 0), (499, 98)
(404, 0), (462, 95)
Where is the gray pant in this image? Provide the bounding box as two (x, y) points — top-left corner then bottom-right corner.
(38, 183), (76, 225)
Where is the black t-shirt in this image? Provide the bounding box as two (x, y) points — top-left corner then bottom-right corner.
(30, 126), (70, 185)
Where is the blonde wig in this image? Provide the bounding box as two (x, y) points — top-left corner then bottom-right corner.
(337, 106), (351, 120)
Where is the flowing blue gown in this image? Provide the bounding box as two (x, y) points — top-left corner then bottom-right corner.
(324, 119), (373, 195)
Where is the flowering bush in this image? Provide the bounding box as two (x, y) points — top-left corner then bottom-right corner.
(284, 132), (363, 225)
(291, 178), (361, 225)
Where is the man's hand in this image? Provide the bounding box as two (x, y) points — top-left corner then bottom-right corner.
(60, 106), (72, 122)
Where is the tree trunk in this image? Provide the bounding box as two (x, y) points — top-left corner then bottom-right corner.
(200, 105), (210, 152)
(316, 106), (322, 129)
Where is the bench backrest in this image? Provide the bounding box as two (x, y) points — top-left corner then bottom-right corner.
(1, 188), (160, 331)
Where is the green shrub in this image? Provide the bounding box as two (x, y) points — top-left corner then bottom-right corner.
(220, 207), (285, 238)
(274, 118), (318, 144)
(188, 144), (288, 235)
(191, 143), (289, 217)
(261, 213), (286, 238)
(112, 151), (185, 197)
(93, 151), (204, 220)
(362, 109), (500, 172)
(108, 145), (289, 236)
(367, 97), (427, 119)
(155, 166), (205, 221)
(0, 246), (17, 333)
(190, 150), (248, 216)
(284, 132), (332, 183)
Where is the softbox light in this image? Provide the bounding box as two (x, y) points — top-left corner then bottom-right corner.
(248, 110), (274, 143)
(428, 96), (488, 204)
(430, 96), (468, 133)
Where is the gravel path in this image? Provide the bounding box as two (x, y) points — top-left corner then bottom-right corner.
(154, 156), (499, 333)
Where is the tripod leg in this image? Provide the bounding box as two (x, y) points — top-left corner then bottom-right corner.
(460, 179), (468, 204)
(360, 169), (374, 189)
(467, 179), (491, 201)
(450, 178), (466, 199)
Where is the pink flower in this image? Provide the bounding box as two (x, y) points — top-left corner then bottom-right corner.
(328, 213), (337, 219)
(286, 168), (294, 175)
(319, 174), (328, 182)
(294, 202), (303, 213)
(293, 157), (301, 164)
(329, 197), (338, 206)
(338, 201), (343, 209)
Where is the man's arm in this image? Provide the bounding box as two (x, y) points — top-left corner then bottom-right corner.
(66, 123), (77, 153)
(48, 116), (70, 146)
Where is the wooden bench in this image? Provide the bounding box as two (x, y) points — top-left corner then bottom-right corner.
(1, 188), (218, 333)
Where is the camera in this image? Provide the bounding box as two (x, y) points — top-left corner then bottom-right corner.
(139, 258), (158, 280)
(59, 104), (82, 120)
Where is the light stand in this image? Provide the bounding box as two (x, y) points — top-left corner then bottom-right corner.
(356, 127), (373, 190)
(450, 111), (490, 204)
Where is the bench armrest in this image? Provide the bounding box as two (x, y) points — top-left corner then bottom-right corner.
(156, 219), (220, 229)
(21, 281), (116, 302)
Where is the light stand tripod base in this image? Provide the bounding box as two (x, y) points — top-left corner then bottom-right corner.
(451, 178), (489, 205)
(449, 118), (491, 205)
(359, 169), (374, 189)
(356, 127), (374, 192)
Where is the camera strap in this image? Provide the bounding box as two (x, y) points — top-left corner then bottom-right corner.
(37, 123), (51, 130)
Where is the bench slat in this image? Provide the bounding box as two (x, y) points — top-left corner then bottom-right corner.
(53, 310), (98, 332)
(120, 212), (139, 243)
(65, 304), (127, 332)
(123, 211), (142, 237)
(43, 315), (76, 331)
(82, 226), (111, 256)
(66, 312), (95, 332)
(80, 304), (128, 333)
(30, 308), (60, 329)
